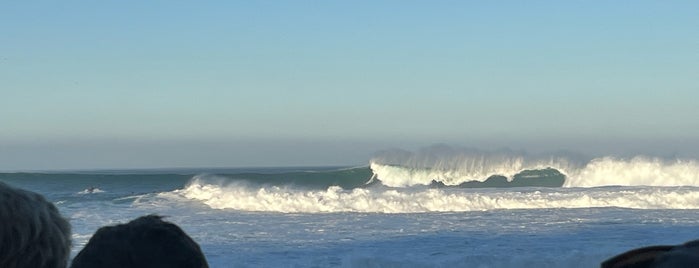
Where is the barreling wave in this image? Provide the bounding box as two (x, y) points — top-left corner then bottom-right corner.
(370, 146), (699, 188)
(172, 176), (699, 213)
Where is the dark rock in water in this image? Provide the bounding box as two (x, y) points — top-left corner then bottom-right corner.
(602, 239), (699, 268)
(70, 215), (209, 268)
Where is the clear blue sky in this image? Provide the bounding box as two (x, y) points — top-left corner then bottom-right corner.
(1, 1), (698, 170)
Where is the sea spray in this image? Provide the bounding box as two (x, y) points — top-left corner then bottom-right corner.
(564, 157), (699, 187)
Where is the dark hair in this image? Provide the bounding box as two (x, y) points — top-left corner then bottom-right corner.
(0, 181), (72, 268)
(71, 215), (208, 268)
(602, 240), (699, 268)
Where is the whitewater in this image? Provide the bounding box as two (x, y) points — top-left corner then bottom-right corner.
(177, 177), (699, 213)
(3, 148), (699, 267)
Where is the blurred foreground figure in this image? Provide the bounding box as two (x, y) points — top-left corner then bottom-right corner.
(602, 239), (699, 268)
(0, 181), (72, 268)
(71, 215), (209, 268)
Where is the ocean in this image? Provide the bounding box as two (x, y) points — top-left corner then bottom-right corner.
(3, 149), (699, 267)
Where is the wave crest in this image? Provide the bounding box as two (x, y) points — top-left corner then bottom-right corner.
(370, 147), (699, 187)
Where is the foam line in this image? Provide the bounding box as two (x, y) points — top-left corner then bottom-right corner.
(174, 178), (699, 213)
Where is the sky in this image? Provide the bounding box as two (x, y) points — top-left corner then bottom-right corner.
(1, 1), (698, 170)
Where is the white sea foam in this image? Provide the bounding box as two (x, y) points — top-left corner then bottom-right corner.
(175, 178), (699, 213)
(77, 187), (105, 194)
(563, 157), (699, 187)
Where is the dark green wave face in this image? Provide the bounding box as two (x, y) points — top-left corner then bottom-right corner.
(0, 173), (192, 202)
(206, 167), (375, 189)
(448, 169), (565, 188)
(0, 167), (565, 195)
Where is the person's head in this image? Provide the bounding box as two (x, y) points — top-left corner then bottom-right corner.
(602, 239), (699, 268)
(0, 181), (72, 268)
(71, 215), (208, 268)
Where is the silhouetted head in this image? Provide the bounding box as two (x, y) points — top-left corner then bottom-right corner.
(71, 215), (208, 268)
(602, 239), (699, 268)
(0, 181), (72, 268)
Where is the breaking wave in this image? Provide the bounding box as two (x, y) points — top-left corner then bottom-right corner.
(162, 145), (699, 213)
(370, 146), (699, 188)
(173, 177), (699, 213)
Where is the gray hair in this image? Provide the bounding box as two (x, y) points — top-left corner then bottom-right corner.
(0, 181), (71, 268)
